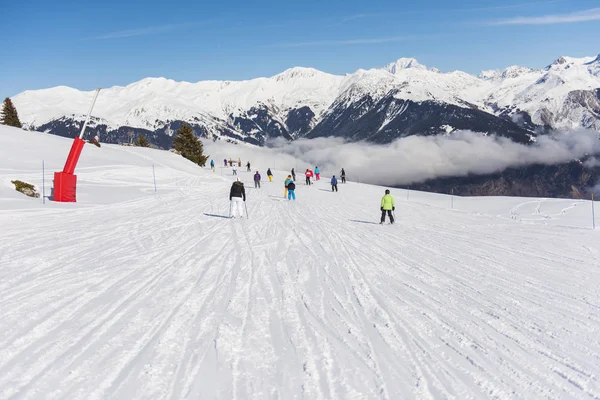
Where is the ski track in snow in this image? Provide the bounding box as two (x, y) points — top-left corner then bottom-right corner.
(2, 158), (600, 398)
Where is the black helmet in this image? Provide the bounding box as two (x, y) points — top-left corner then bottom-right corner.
(385, 189), (390, 194)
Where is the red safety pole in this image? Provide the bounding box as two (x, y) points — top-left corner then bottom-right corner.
(54, 88), (101, 202)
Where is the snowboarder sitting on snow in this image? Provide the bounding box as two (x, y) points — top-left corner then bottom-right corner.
(88, 135), (101, 148)
(229, 180), (246, 218)
(267, 168), (273, 182)
(287, 180), (296, 200)
(254, 171), (261, 188)
(331, 176), (338, 192)
(340, 168), (346, 183)
(380, 189), (395, 224)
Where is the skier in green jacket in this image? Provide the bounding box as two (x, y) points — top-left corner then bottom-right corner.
(380, 189), (395, 224)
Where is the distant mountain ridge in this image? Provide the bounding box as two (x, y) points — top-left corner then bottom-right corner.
(12, 55), (600, 148)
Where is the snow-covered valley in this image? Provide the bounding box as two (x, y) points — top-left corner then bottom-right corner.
(1, 126), (599, 399)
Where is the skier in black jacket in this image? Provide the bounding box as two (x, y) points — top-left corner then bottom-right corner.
(229, 180), (246, 218)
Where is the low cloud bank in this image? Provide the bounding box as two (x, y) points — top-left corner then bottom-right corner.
(204, 130), (600, 186)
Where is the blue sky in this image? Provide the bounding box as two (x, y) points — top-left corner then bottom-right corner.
(1, 0), (599, 97)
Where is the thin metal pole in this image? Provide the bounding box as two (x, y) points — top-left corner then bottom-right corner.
(42, 160), (45, 204)
(152, 164), (157, 193)
(593, 194), (596, 230)
(451, 189), (454, 209)
(78, 88), (101, 140)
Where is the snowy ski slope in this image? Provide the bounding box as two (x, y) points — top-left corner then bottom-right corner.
(1, 126), (600, 399)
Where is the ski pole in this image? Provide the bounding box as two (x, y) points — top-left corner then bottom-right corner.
(244, 201), (249, 219)
(229, 201), (232, 218)
(42, 160), (45, 204)
(593, 193), (596, 230)
(153, 164), (157, 194)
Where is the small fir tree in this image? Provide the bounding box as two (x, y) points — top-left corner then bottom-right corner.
(172, 123), (209, 166)
(135, 133), (150, 147)
(1, 98), (22, 128)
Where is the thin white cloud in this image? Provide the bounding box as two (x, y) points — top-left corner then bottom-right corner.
(265, 36), (412, 48)
(93, 21), (208, 39)
(489, 7), (600, 25)
(337, 0), (568, 24)
(94, 24), (179, 39)
(337, 13), (388, 24)
(459, 0), (567, 13)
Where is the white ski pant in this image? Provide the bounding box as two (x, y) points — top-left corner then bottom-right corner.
(231, 197), (244, 217)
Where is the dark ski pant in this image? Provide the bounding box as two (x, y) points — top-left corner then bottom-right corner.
(332, 184), (338, 192)
(255, 181), (260, 188)
(381, 209), (394, 224)
(306, 177), (311, 185)
(341, 176), (346, 183)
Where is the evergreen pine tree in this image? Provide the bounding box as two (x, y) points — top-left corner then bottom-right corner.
(1, 98), (22, 128)
(135, 133), (150, 147)
(172, 123), (209, 166)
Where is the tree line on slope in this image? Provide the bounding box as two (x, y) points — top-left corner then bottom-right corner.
(134, 133), (151, 147)
(130, 123), (209, 167)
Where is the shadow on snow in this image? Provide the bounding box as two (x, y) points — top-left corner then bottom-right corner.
(350, 219), (380, 225)
(203, 213), (231, 219)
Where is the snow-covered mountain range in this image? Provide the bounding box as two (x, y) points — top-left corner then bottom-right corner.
(12, 55), (600, 147)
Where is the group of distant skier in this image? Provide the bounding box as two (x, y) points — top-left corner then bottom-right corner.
(223, 157), (243, 167)
(220, 161), (393, 223)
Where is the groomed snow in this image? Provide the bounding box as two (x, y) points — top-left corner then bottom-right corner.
(1, 126), (600, 399)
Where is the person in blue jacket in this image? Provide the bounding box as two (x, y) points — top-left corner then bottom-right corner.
(287, 180), (296, 200)
(331, 175), (338, 192)
(315, 166), (321, 181)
